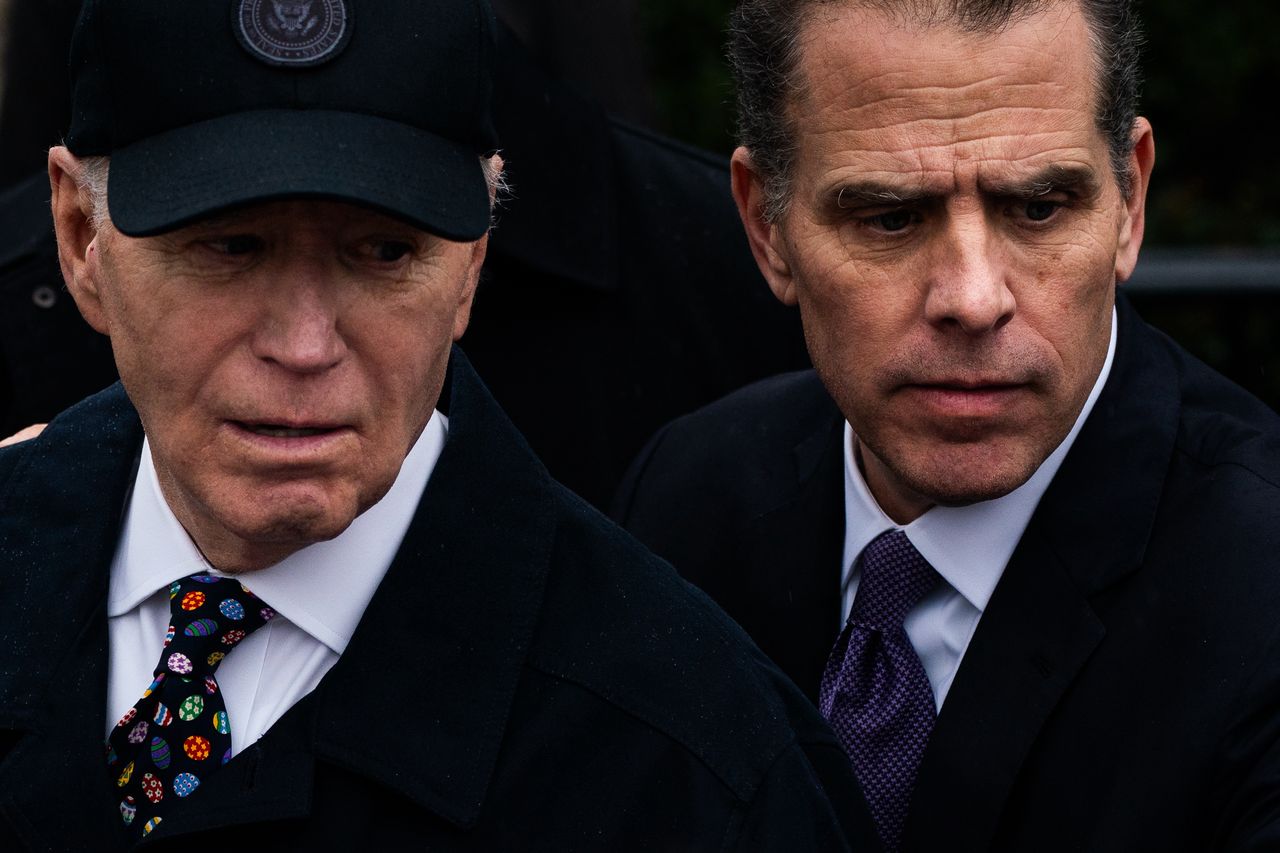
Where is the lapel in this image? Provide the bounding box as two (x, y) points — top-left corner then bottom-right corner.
(903, 295), (1182, 852)
(734, 380), (846, 702)
(141, 347), (559, 843)
(0, 385), (143, 851)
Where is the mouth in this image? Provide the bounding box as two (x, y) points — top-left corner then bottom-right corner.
(900, 381), (1030, 418)
(239, 423), (339, 438)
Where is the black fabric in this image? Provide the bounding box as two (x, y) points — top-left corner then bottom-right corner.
(66, 0), (498, 239)
(463, 27), (810, 509)
(0, 173), (118, 435)
(0, 347), (878, 852)
(615, 293), (1280, 852)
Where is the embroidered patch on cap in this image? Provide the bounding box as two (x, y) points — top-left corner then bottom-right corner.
(235, 0), (351, 67)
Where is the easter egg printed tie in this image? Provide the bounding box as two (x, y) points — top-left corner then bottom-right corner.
(819, 530), (942, 853)
(106, 574), (276, 838)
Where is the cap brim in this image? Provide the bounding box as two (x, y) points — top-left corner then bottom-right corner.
(107, 109), (491, 241)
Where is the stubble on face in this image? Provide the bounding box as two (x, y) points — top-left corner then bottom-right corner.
(775, 1), (1135, 522)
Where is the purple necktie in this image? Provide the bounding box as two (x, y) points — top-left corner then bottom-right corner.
(820, 530), (942, 852)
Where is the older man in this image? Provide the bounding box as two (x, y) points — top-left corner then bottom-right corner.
(0, 1), (876, 850)
(616, 1), (1280, 851)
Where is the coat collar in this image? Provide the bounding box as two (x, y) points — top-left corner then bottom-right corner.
(734, 378), (847, 703)
(306, 347), (557, 827)
(0, 348), (559, 846)
(904, 293), (1182, 851)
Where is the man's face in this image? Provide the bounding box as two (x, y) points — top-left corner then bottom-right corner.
(734, 1), (1152, 522)
(68, 194), (484, 570)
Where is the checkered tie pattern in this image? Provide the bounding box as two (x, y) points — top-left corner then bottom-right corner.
(106, 574), (277, 838)
(819, 530), (942, 852)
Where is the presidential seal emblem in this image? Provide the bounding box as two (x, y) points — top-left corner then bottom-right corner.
(235, 0), (351, 67)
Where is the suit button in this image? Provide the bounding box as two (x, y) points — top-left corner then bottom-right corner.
(32, 285), (58, 309)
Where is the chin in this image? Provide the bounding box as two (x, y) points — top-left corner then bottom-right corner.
(893, 441), (1047, 508)
(223, 490), (360, 551)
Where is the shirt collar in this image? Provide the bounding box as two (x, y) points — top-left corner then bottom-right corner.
(108, 411), (448, 655)
(842, 307), (1118, 612)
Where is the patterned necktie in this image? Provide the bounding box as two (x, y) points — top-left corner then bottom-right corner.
(819, 530), (942, 852)
(106, 574), (277, 838)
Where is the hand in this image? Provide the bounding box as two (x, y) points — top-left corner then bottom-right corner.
(0, 424), (47, 447)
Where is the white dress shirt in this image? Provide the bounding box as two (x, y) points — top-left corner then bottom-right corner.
(106, 412), (447, 755)
(841, 310), (1117, 711)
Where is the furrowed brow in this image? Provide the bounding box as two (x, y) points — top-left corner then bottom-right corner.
(833, 182), (934, 208)
(983, 165), (1102, 200)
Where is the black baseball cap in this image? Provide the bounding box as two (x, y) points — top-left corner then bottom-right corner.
(65, 0), (500, 241)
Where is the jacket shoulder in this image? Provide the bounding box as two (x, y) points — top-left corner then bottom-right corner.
(614, 370), (837, 520)
(530, 484), (839, 802)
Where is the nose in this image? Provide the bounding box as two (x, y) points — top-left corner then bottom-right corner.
(923, 216), (1015, 336)
(250, 271), (347, 373)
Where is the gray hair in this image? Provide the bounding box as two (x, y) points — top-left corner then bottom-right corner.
(74, 154), (508, 232)
(730, 0), (1144, 222)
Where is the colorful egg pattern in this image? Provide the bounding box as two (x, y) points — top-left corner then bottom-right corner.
(173, 772), (200, 798)
(184, 735), (212, 761)
(185, 618), (218, 637)
(141, 773), (163, 804)
(219, 598), (245, 620)
(179, 695), (205, 722)
(150, 736), (172, 769)
(109, 574), (278, 837)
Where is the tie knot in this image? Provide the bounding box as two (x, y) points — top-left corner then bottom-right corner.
(159, 575), (276, 679)
(849, 530), (940, 630)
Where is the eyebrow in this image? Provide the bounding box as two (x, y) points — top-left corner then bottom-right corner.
(981, 164), (1103, 200)
(833, 182), (933, 208)
(830, 164), (1104, 209)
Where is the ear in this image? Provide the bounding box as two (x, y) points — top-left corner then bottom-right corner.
(730, 147), (798, 306)
(48, 146), (111, 334)
(1114, 117), (1154, 284)
(452, 232), (487, 342)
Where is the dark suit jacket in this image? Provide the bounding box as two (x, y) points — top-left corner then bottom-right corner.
(0, 350), (875, 852)
(615, 294), (1280, 852)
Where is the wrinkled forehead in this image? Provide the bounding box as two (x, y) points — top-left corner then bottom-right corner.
(791, 0), (1100, 120)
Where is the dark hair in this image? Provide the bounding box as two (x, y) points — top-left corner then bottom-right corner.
(729, 0), (1143, 221)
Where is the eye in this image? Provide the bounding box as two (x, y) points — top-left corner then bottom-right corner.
(1022, 199), (1060, 222)
(369, 241), (414, 263)
(205, 235), (264, 255)
(872, 210), (915, 232)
